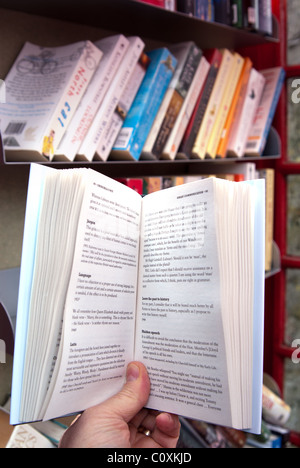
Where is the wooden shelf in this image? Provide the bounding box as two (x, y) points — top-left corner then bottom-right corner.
(0, 0), (278, 50)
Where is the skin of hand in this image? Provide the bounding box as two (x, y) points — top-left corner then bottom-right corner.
(59, 362), (181, 448)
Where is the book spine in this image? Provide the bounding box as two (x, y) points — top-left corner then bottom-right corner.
(179, 50), (222, 157)
(243, 0), (259, 30)
(177, 0), (195, 15)
(95, 53), (149, 161)
(231, 0), (245, 28)
(192, 49), (233, 159)
(112, 49), (177, 161)
(214, 0), (232, 24)
(206, 53), (244, 159)
(195, 0), (208, 19)
(56, 35), (129, 161)
(162, 56), (210, 159)
(216, 56), (252, 158)
(151, 44), (202, 158)
(78, 37), (145, 161)
(43, 41), (102, 160)
(258, 0), (273, 35)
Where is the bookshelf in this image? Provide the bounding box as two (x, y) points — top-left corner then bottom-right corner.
(0, 0), (280, 176)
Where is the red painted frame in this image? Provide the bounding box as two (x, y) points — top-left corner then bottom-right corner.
(269, 0), (300, 447)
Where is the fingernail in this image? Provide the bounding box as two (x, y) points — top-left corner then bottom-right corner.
(126, 363), (140, 382)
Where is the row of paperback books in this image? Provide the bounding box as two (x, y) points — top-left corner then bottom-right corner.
(136, 0), (273, 36)
(0, 36), (284, 163)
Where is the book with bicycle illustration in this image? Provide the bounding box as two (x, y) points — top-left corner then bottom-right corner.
(0, 41), (102, 162)
(11, 164), (265, 433)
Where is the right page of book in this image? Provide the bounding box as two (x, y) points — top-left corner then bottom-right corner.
(135, 177), (265, 432)
(135, 178), (232, 428)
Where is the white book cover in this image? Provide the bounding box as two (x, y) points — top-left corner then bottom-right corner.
(0, 41), (102, 161)
(245, 67), (285, 156)
(162, 56), (210, 160)
(56, 35), (129, 161)
(96, 52), (149, 161)
(227, 69), (266, 158)
(77, 36), (145, 162)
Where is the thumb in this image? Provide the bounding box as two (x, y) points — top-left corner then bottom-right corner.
(105, 362), (151, 423)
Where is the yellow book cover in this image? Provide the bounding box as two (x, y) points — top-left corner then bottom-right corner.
(192, 49), (234, 159)
(206, 53), (244, 159)
(217, 57), (253, 158)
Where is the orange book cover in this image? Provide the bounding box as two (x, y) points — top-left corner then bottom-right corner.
(216, 57), (252, 158)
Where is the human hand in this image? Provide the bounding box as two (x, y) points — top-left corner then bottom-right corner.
(59, 362), (180, 448)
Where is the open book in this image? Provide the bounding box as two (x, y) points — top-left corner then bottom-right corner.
(11, 164), (265, 433)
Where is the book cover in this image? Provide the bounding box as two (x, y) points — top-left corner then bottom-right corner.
(77, 37), (145, 162)
(216, 56), (252, 158)
(95, 52), (150, 161)
(205, 52), (244, 159)
(56, 35), (129, 161)
(245, 67), (285, 157)
(11, 164), (265, 435)
(161, 56), (210, 159)
(178, 49), (223, 158)
(110, 48), (177, 161)
(192, 49), (234, 159)
(0, 41), (102, 161)
(142, 42), (202, 159)
(227, 68), (265, 158)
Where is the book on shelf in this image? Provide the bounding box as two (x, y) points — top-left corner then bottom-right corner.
(176, 0), (195, 15)
(226, 68), (265, 158)
(213, 0), (232, 25)
(216, 56), (253, 158)
(192, 49), (234, 159)
(77, 36), (145, 162)
(205, 52), (244, 159)
(110, 48), (177, 161)
(195, 0), (215, 21)
(244, 67), (285, 157)
(95, 52), (150, 161)
(178, 49), (223, 158)
(257, 0), (273, 36)
(11, 163), (265, 433)
(55, 35), (130, 162)
(142, 42), (203, 160)
(0, 41), (103, 162)
(161, 56), (210, 160)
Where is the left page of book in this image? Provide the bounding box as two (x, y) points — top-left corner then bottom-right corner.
(42, 171), (142, 422)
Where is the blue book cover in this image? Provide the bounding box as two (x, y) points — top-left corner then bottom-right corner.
(111, 48), (177, 161)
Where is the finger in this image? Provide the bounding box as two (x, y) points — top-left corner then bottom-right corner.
(102, 362), (151, 424)
(151, 413), (181, 448)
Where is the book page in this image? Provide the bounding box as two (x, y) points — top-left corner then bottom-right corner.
(43, 171), (142, 421)
(135, 178), (232, 427)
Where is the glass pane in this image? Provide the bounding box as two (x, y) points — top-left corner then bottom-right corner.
(285, 269), (300, 345)
(284, 358), (300, 433)
(288, 79), (300, 163)
(287, 0), (300, 66)
(287, 175), (300, 255)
